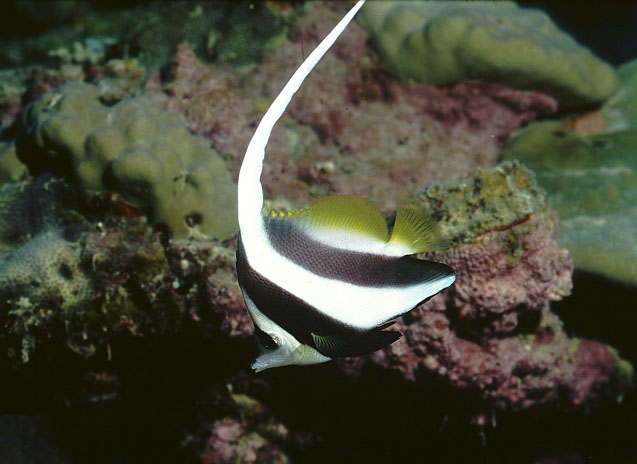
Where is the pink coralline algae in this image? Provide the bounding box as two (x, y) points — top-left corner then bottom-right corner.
(337, 162), (632, 414)
(194, 385), (291, 464)
(438, 219), (573, 337)
(202, 418), (289, 464)
(147, 3), (557, 213)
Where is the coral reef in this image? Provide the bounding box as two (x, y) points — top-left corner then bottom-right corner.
(122, 1), (289, 69)
(0, 175), (83, 246)
(360, 1), (618, 108)
(0, 68), (33, 123)
(14, 81), (237, 240)
(503, 59), (637, 285)
(0, 3), (634, 463)
(0, 1), (291, 71)
(0, 142), (26, 185)
(1, 221), (244, 375)
(1, 228), (93, 363)
(337, 162), (632, 416)
(197, 385), (291, 464)
(3, 163), (629, 422)
(0, 174), (243, 376)
(148, 5), (556, 213)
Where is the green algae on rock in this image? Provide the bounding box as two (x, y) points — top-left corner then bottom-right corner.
(605, 59), (637, 127)
(198, 385), (292, 464)
(360, 1), (618, 108)
(0, 176), (84, 248)
(15, 82), (238, 240)
(0, 2), (289, 70)
(0, 142), (27, 184)
(502, 62), (637, 285)
(0, 183), (244, 379)
(339, 162), (632, 416)
(416, 161), (573, 332)
(416, 161), (552, 247)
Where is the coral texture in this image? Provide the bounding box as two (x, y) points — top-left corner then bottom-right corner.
(14, 81), (237, 240)
(0, 142), (26, 185)
(337, 162), (632, 415)
(202, 418), (289, 464)
(0, 176), (245, 378)
(147, 5), (557, 214)
(360, 1), (618, 108)
(503, 59), (637, 285)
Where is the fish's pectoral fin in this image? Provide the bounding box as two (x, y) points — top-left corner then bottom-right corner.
(311, 329), (402, 358)
(388, 199), (449, 255)
(299, 195), (389, 242)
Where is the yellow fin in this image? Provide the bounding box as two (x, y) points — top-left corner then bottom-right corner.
(388, 199), (448, 254)
(298, 195), (389, 242)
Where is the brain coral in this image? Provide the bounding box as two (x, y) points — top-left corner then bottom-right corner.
(360, 1), (618, 108)
(15, 82), (237, 240)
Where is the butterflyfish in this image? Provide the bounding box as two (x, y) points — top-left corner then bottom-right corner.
(236, 0), (455, 372)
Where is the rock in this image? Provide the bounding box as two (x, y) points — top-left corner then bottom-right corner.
(14, 82), (238, 240)
(503, 60), (637, 285)
(337, 162), (632, 414)
(149, 8), (556, 214)
(360, 1), (618, 108)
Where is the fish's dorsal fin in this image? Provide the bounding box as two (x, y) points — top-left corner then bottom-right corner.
(298, 195), (389, 242)
(237, 0), (366, 236)
(387, 200), (449, 255)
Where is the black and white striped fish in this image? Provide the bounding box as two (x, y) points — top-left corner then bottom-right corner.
(236, 0), (455, 372)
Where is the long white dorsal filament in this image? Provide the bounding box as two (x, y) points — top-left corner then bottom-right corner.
(237, 0), (366, 232)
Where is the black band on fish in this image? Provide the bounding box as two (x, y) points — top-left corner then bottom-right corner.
(237, 238), (362, 343)
(265, 216), (454, 289)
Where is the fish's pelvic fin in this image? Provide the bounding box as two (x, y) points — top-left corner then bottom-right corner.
(297, 195), (389, 242)
(311, 333), (350, 358)
(387, 199), (449, 255)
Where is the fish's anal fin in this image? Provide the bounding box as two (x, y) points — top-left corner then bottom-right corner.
(311, 329), (402, 358)
(388, 199), (449, 255)
(295, 195), (389, 242)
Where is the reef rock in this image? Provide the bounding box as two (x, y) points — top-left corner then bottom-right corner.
(0, 176), (244, 385)
(0, 142), (27, 185)
(503, 59), (637, 285)
(338, 162), (633, 415)
(13, 81), (237, 240)
(197, 386), (291, 464)
(360, 1), (618, 108)
(149, 5), (557, 214)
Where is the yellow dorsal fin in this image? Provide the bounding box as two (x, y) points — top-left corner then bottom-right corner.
(388, 200), (448, 254)
(296, 195), (389, 242)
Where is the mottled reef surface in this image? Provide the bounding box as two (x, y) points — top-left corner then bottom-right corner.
(0, 2), (635, 464)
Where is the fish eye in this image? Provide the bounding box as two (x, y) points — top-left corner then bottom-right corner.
(269, 333), (282, 347)
(255, 327), (280, 350)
